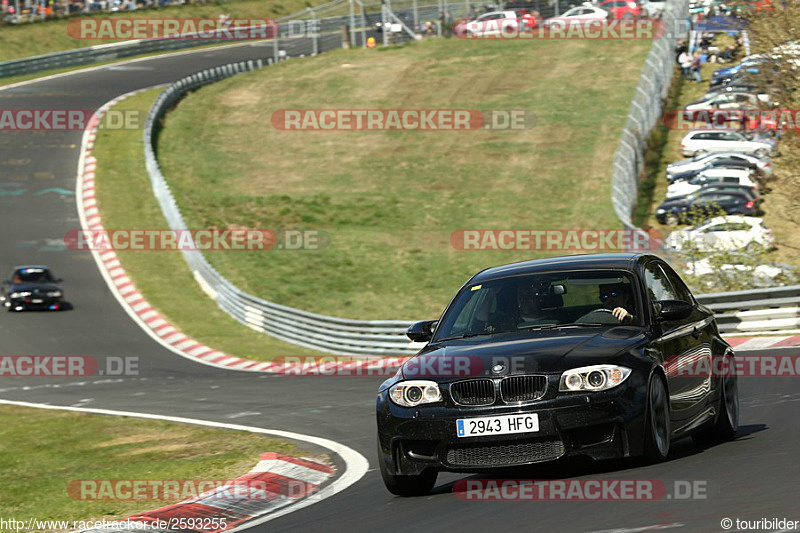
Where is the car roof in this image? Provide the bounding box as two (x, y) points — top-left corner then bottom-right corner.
(696, 215), (759, 226)
(12, 265), (50, 271)
(469, 253), (650, 283)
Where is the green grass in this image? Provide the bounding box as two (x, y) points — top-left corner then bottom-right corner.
(94, 88), (322, 359)
(155, 37), (651, 320)
(0, 0), (312, 63)
(0, 405), (314, 532)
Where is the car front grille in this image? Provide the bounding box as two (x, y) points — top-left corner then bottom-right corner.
(500, 375), (547, 403)
(446, 439), (565, 467)
(450, 379), (495, 406)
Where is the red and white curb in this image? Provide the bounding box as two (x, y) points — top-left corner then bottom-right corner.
(78, 453), (335, 533)
(725, 334), (800, 350)
(77, 91), (410, 373)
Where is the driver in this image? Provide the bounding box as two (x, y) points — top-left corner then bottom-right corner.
(599, 283), (635, 323)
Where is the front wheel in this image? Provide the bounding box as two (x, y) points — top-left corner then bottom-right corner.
(755, 148), (769, 158)
(378, 439), (438, 496)
(643, 374), (670, 462)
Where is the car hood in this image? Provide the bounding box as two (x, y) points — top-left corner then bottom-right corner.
(404, 327), (647, 381)
(7, 283), (62, 293)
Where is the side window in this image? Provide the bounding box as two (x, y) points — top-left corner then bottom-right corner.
(644, 262), (679, 303)
(659, 262), (693, 303)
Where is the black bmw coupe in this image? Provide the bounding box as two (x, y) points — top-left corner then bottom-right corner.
(376, 253), (738, 495)
(1, 265), (66, 312)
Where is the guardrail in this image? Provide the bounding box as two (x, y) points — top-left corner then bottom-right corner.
(0, 0), (462, 79)
(696, 285), (800, 333)
(142, 34), (421, 355)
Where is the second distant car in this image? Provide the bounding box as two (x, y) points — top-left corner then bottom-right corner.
(1, 265), (66, 312)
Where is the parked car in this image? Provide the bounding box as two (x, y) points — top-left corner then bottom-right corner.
(598, 0), (642, 18)
(640, 0), (667, 17)
(666, 169), (756, 198)
(1, 266), (66, 312)
(459, 10), (523, 37)
(703, 80), (771, 102)
(377, 253), (738, 495)
(709, 57), (769, 87)
(683, 92), (770, 122)
(656, 189), (757, 225)
(667, 151), (772, 179)
(664, 215), (774, 252)
(667, 159), (759, 184)
(544, 4), (609, 28)
(680, 129), (775, 158)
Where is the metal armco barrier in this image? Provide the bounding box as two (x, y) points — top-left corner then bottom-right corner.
(0, 0), (464, 79)
(142, 36), (421, 355)
(696, 285), (800, 333)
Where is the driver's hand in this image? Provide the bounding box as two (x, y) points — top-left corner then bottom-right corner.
(612, 307), (630, 322)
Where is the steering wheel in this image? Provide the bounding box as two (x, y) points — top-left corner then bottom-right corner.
(576, 307), (620, 324)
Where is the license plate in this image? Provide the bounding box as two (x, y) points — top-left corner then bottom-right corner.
(31, 299), (43, 303)
(456, 413), (539, 438)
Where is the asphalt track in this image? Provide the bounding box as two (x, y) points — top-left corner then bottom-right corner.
(1, 42), (799, 533)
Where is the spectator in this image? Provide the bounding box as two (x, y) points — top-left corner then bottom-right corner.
(678, 49), (692, 79)
(675, 39), (687, 65)
(691, 51), (702, 82)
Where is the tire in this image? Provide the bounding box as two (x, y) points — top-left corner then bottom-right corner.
(694, 149), (708, 158)
(694, 354), (739, 444)
(378, 439), (438, 496)
(665, 213), (680, 226)
(755, 148), (768, 158)
(643, 373), (670, 462)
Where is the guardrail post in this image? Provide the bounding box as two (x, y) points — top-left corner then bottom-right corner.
(308, 7), (319, 56)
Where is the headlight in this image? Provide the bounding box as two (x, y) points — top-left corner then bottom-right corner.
(559, 365), (632, 392)
(10, 292), (31, 298)
(389, 380), (442, 407)
(46, 291), (62, 298)
(656, 209), (666, 214)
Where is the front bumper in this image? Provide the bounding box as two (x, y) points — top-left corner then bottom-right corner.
(4, 296), (64, 311)
(377, 373), (648, 475)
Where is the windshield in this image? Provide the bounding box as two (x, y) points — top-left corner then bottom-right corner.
(11, 268), (55, 284)
(433, 270), (641, 341)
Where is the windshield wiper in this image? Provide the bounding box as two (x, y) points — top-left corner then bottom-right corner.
(522, 322), (607, 331)
(435, 331), (501, 342)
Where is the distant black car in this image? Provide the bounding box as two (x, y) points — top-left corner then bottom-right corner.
(377, 253), (738, 495)
(656, 189), (758, 225)
(1, 266), (66, 312)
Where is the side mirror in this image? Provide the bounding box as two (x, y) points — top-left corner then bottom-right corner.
(550, 284), (566, 295)
(406, 320), (438, 343)
(656, 300), (693, 321)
